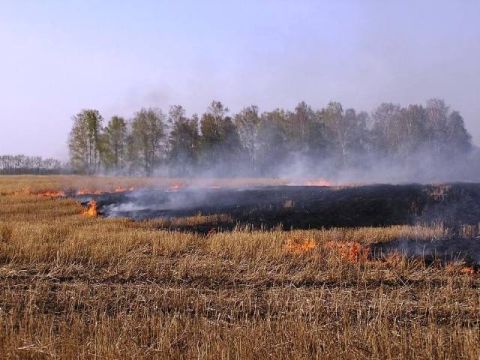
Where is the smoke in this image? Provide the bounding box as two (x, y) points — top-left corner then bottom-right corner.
(273, 148), (480, 185)
(103, 187), (225, 219)
(157, 146), (480, 185)
(371, 237), (480, 265)
(76, 95), (480, 186)
(91, 182), (480, 229)
(146, 99), (480, 184)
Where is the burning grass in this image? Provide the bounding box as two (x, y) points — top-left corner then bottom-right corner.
(0, 175), (479, 359)
(82, 200), (98, 217)
(0, 175), (291, 196)
(285, 233), (317, 254)
(324, 241), (370, 263)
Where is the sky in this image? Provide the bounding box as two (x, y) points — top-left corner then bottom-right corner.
(1, 0), (479, 159)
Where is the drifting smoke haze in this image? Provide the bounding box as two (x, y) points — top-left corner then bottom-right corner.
(58, 95), (477, 185)
(372, 237), (480, 266)
(279, 148), (480, 184)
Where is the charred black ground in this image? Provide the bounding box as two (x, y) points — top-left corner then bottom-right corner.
(370, 237), (480, 266)
(78, 183), (480, 231)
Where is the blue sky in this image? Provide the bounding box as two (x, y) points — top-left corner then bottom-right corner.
(1, 0), (479, 158)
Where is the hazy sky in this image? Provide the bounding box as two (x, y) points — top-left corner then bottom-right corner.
(1, 0), (479, 159)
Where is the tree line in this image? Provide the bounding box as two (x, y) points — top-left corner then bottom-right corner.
(0, 155), (63, 175)
(68, 99), (473, 176)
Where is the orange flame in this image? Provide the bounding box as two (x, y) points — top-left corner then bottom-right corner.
(35, 190), (66, 197)
(76, 187), (134, 196)
(76, 189), (104, 196)
(285, 237), (317, 254)
(461, 267), (476, 275)
(207, 228), (217, 237)
(13, 188), (65, 197)
(114, 186), (135, 193)
(82, 200), (98, 217)
(304, 178), (333, 187)
(168, 182), (186, 192)
(324, 241), (370, 263)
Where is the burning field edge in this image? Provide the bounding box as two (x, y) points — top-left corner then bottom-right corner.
(0, 176), (479, 359)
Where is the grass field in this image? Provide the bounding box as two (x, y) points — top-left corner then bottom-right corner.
(0, 176), (479, 359)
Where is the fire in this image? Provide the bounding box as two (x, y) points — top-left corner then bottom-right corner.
(207, 228), (217, 237)
(12, 188), (66, 197)
(168, 182), (186, 192)
(304, 178), (333, 187)
(35, 190), (66, 197)
(446, 265), (478, 275)
(461, 267), (476, 275)
(114, 186), (134, 193)
(324, 241), (370, 263)
(76, 189), (104, 196)
(82, 200), (98, 217)
(76, 187), (134, 196)
(285, 237), (317, 254)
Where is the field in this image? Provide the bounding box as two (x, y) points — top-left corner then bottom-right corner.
(0, 176), (479, 359)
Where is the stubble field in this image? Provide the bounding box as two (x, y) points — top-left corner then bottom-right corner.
(0, 176), (479, 359)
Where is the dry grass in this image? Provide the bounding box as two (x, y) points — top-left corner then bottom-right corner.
(0, 175), (289, 195)
(0, 176), (479, 359)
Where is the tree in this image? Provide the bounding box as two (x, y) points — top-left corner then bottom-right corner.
(321, 102), (350, 164)
(68, 109), (103, 174)
(287, 102), (317, 152)
(446, 111), (471, 155)
(131, 108), (166, 176)
(102, 116), (128, 172)
(235, 106), (260, 173)
(397, 105), (428, 156)
(168, 106), (200, 175)
(371, 103), (403, 157)
(256, 109), (289, 174)
(199, 101), (243, 173)
(342, 108), (369, 164)
(425, 99), (449, 156)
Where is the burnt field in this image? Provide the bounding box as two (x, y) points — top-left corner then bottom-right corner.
(79, 182), (480, 268)
(82, 183), (480, 231)
(1, 176), (480, 359)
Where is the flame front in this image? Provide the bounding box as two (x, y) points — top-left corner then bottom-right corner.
(77, 189), (104, 196)
(461, 267), (477, 275)
(304, 178), (333, 187)
(285, 237), (316, 254)
(324, 241), (370, 263)
(36, 190), (66, 197)
(114, 186), (134, 193)
(168, 182), (186, 192)
(82, 200), (98, 217)
(284, 178), (334, 187)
